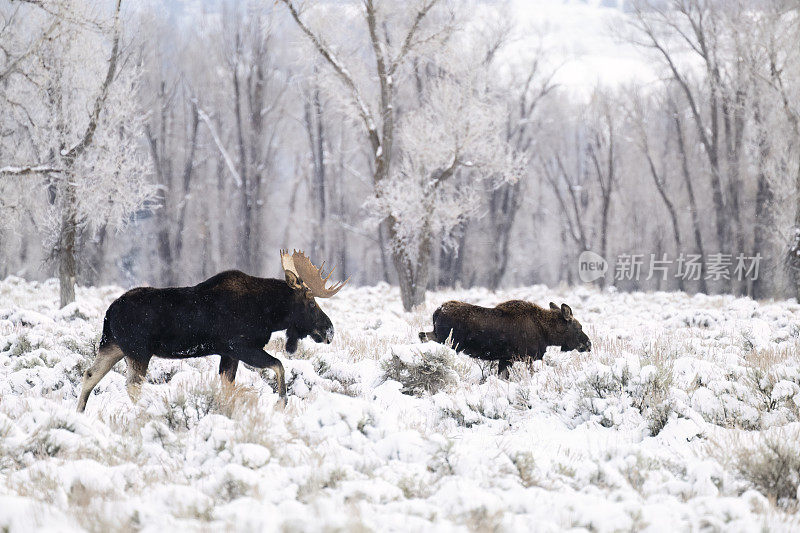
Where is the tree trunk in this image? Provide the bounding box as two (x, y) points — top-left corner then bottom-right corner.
(752, 171), (772, 298)
(174, 102), (199, 265)
(305, 87), (327, 260)
(232, 36), (251, 272)
(216, 154), (227, 273)
(378, 219), (393, 284)
(788, 157), (800, 301)
(58, 182), (77, 307)
(751, 104), (773, 299)
(145, 114), (174, 284)
(394, 244), (430, 311)
(391, 215), (432, 311)
(673, 108), (708, 293)
(642, 141), (683, 291)
(598, 194), (611, 290)
(439, 222), (467, 288)
(488, 180), (521, 290)
(334, 142), (349, 281)
(722, 89), (747, 294)
(83, 224), (107, 287)
(155, 188), (174, 285)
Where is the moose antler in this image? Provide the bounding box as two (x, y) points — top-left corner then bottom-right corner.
(279, 249), (349, 298)
(280, 249), (299, 277)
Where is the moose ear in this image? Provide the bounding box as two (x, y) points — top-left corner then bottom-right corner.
(549, 302), (559, 311)
(285, 271), (303, 290)
(560, 303), (573, 321)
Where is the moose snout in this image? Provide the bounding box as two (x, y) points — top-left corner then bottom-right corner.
(580, 340), (592, 352)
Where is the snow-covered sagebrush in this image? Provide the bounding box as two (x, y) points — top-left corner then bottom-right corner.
(1, 277), (800, 530)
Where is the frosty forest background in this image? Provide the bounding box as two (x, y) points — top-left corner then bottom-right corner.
(1, 0), (799, 307)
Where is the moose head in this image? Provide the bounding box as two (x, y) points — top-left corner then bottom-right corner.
(280, 249), (349, 353)
(549, 302), (592, 352)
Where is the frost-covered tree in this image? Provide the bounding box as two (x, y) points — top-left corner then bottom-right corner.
(368, 76), (523, 307)
(0, 0), (154, 306)
(280, 0), (523, 309)
(279, 0), (457, 310)
(741, 1), (800, 299)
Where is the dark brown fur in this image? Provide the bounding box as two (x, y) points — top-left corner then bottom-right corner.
(77, 270), (335, 412)
(419, 300), (591, 377)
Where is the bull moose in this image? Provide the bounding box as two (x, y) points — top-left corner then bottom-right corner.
(77, 250), (348, 413)
(419, 300), (591, 378)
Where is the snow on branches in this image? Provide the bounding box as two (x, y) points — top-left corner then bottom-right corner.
(0, 0), (155, 235)
(368, 76), (526, 265)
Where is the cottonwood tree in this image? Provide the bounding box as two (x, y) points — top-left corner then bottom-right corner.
(279, 0), (455, 310)
(668, 92), (709, 291)
(628, 0), (729, 253)
(367, 77), (524, 307)
(0, 0), (154, 306)
(624, 0), (800, 297)
(281, 0), (524, 308)
(744, 1), (800, 300)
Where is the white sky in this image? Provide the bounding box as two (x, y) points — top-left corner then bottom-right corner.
(502, 0), (661, 94)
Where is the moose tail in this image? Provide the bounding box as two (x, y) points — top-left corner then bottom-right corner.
(99, 314), (115, 349)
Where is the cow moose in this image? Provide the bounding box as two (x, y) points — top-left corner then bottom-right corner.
(419, 300), (591, 378)
(77, 250), (348, 413)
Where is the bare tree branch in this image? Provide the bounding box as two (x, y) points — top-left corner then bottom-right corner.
(196, 104), (243, 188)
(0, 165), (64, 176)
(388, 0), (438, 75)
(61, 0), (123, 163)
(0, 19), (59, 83)
(279, 0), (379, 151)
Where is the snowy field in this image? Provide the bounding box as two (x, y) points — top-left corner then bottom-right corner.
(2, 276), (800, 531)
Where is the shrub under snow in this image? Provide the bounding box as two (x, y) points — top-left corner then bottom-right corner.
(380, 344), (464, 396)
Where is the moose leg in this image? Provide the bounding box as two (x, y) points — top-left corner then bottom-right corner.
(77, 343), (125, 413)
(125, 355), (151, 405)
(226, 349), (286, 406)
(498, 360), (511, 380)
(218, 355), (239, 384)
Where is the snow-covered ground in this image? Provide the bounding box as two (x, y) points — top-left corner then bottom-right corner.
(1, 276), (800, 531)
